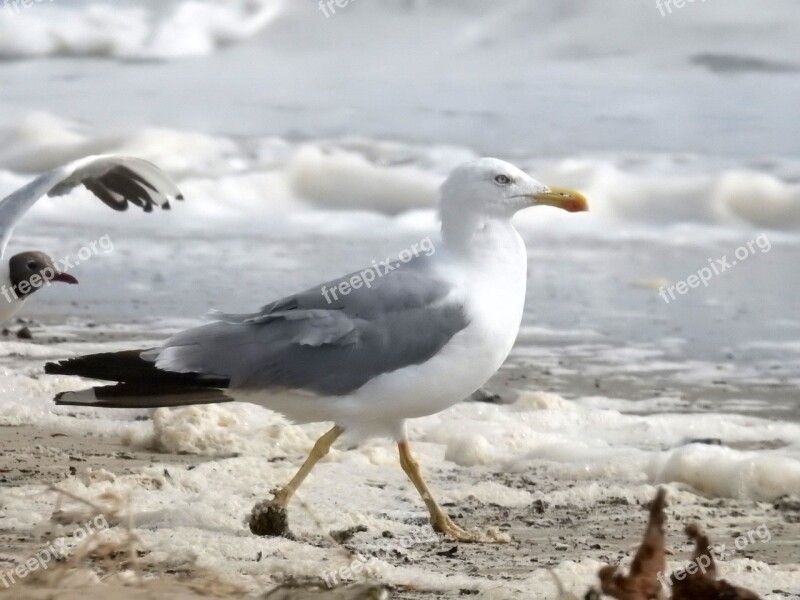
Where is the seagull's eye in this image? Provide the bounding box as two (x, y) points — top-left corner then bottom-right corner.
(26, 261), (37, 270)
(494, 174), (511, 185)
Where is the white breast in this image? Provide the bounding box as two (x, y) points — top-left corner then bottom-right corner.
(334, 220), (528, 432)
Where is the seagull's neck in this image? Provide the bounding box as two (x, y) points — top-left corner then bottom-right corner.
(439, 211), (528, 376)
(440, 212), (523, 264)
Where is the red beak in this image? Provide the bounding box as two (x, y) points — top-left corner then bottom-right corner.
(52, 273), (79, 285)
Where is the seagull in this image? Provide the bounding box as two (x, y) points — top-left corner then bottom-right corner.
(0, 156), (182, 324)
(46, 158), (587, 542)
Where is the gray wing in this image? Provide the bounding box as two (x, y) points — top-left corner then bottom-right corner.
(0, 155), (182, 255)
(147, 257), (469, 396)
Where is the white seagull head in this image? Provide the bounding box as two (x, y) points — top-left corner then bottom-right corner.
(438, 158), (588, 248)
(440, 157), (588, 220)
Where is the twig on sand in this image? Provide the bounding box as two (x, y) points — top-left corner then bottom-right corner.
(46, 484), (141, 583)
(670, 523), (761, 600)
(597, 488), (668, 600)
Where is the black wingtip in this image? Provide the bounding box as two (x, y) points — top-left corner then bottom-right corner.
(44, 361), (61, 375)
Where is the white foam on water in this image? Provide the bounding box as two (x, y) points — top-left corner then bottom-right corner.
(287, 146), (441, 215)
(2, 112), (800, 232)
(0, 0), (284, 60)
(1, 0), (797, 67)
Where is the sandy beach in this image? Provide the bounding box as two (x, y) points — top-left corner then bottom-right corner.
(1, 318), (798, 599)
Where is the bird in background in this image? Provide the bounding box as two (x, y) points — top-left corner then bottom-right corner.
(0, 156), (182, 323)
(47, 158), (588, 542)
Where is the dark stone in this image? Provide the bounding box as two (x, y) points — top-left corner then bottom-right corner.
(468, 388), (503, 404)
(249, 500), (294, 538)
(329, 524), (368, 544)
(684, 438), (723, 446)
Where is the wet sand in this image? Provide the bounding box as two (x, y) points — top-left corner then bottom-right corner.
(1, 321), (798, 599)
(1, 418), (798, 599)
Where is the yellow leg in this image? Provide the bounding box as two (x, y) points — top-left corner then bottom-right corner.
(397, 441), (509, 543)
(273, 425), (344, 507)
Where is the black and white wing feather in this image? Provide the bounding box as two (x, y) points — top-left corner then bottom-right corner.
(147, 258), (469, 396)
(0, 155), (183, 255)
(47, 258), (470, 405)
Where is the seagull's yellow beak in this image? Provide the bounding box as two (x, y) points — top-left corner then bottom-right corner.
(530, 187), (589, 213)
